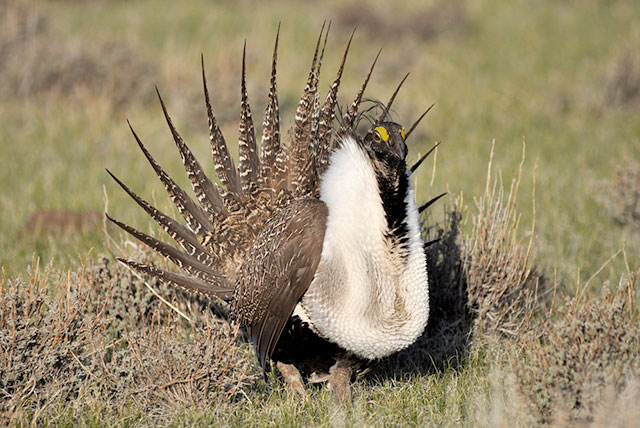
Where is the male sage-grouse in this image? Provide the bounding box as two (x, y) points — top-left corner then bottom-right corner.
(107, 25), (442, 400)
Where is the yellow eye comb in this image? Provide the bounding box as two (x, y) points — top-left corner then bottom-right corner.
(375, 126), (389, 142)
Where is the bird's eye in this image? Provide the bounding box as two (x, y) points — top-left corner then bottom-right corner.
(373, 133), (381, 142)
(374, 126), (389, 143)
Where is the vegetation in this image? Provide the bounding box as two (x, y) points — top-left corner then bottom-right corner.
(1, 0), (639, 425)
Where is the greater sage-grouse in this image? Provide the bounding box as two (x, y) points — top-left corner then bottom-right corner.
(107, 26), (442, 400)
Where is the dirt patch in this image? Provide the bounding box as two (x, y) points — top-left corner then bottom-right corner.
(21, 209), (103, 239)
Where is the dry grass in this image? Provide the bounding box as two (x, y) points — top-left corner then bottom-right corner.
(0, 256), (259, 426)
(514, 272), (640, 425)
(463, 144), (544, 336)
(0, 260), (107, 424)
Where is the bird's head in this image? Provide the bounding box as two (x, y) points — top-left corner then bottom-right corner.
(361, 121), (408, 173)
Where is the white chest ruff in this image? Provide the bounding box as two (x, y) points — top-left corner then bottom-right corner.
(298, 138), (429, 360)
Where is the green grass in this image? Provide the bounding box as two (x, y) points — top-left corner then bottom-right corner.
(2, 0), (640, 426)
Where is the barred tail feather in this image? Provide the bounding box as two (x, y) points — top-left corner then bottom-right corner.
(341, 48), (381, 131)
(127, 122), (216, 239)
(260, 25), (281, 190)
(314, 29), (355, 184)
(106, 169), (214, 265)
(118, 258), (234, 301)
(238, 41), (259, 195)
(202, 56), (241, 194)
(106, 214), (222, 285)
(155, 88), (226, 216)
(289, 23), (326, 196)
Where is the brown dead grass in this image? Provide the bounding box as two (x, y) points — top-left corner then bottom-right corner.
(0, 256), (259, 426)
(514, 273), (640, 425)
(463, 144), (543, 336)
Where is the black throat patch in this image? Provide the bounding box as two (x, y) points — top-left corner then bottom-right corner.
(372, 153), (410, 253)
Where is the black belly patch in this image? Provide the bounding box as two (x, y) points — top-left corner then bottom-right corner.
(271, 315), (370, 378)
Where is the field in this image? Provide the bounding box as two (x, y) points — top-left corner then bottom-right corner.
(1, 0), (640, 426)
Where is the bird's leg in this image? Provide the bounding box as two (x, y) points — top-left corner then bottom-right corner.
(328, 358), (353, 403)
(276, 361), (307, 399)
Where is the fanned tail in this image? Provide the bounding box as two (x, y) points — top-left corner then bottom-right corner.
(107, 25), (424, 332)
(118, 258), (234, 300)
(110, 121), (244, 290)
(126, 121), (215, 240)
(106, 169), (214, 266)
(156, 88), (225, 217)
(107, 214), (223, 286)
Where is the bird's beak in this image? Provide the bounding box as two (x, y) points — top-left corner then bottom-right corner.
(391, 134), (408, 159)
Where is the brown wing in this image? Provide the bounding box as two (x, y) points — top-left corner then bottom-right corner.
(233, 198), (328, 368)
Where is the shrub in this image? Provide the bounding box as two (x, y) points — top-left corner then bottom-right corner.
(602, 157), (640, 229)
(605, 48), (640, 108)
(0, 261), (107, 423)
(0, 256), (259, 426)
(515, 274), (640, 425)
(463, 145), (543, 336)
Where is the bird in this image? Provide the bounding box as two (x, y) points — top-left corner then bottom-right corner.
(106, 24), (442, 401)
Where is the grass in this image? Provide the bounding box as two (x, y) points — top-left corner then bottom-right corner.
(1, 0), (640, 426)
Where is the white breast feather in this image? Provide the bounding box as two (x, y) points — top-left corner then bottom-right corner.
(298, 137), (429, 360)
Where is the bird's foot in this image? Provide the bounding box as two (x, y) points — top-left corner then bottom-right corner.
(276, 361), (307, 399)
(328, 359), (353, 404)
